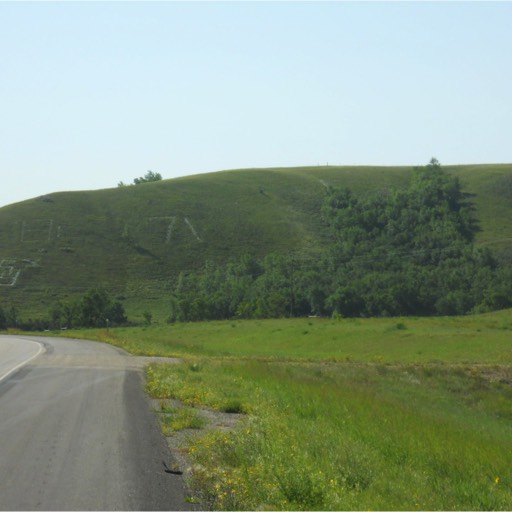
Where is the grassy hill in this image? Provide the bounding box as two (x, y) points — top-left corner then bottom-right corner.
(1, 163), (511, 319)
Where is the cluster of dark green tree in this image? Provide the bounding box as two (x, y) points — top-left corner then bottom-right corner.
(167, 253), (324, 322)
(168, 160), (512, 321)
(0, 305), (18, 330)
(0, 289), (127, 331)
(118, 170), (162, 187)
(322, 159), (512, 316)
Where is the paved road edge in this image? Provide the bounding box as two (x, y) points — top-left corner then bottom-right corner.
(0, 337), (45, 383)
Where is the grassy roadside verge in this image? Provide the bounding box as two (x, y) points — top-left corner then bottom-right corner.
(146, 359), (512, 510)
(38, 310), (512, 509)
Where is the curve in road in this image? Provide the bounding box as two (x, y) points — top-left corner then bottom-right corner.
(0, 335), (194, 511)
(0, 336), (44, 382)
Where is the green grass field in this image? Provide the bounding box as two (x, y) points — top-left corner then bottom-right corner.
(59, 309), (512, 364)
(147, 359), (512, 510)
(46, 310), (512, 510)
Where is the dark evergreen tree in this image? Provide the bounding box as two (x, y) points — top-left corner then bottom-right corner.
(0, 306), (7, 330)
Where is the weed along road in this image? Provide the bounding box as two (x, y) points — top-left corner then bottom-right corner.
(0, 335), (192, 511)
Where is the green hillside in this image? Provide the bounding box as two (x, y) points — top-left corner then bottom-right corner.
(1, 164), (511, 318)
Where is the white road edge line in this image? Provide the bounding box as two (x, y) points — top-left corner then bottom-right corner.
(0, 339), (45, 383)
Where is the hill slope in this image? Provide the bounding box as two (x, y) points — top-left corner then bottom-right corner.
(1, 164), (511, 318)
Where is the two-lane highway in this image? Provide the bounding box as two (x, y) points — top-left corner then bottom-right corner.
(0, 335), (193, 511)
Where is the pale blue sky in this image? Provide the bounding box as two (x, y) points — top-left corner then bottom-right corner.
(1, 1), (511, 207)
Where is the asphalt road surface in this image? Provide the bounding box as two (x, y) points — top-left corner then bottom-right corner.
(0, 335), (194, 511)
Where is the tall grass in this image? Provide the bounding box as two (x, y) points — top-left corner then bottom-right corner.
(146, 360), (512, 510)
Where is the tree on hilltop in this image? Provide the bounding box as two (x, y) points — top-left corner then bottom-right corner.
(117, 170), (163, 187)
(133, 170), (162, 185)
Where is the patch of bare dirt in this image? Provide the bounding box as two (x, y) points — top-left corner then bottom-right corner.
(150, 398), (245, 476)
